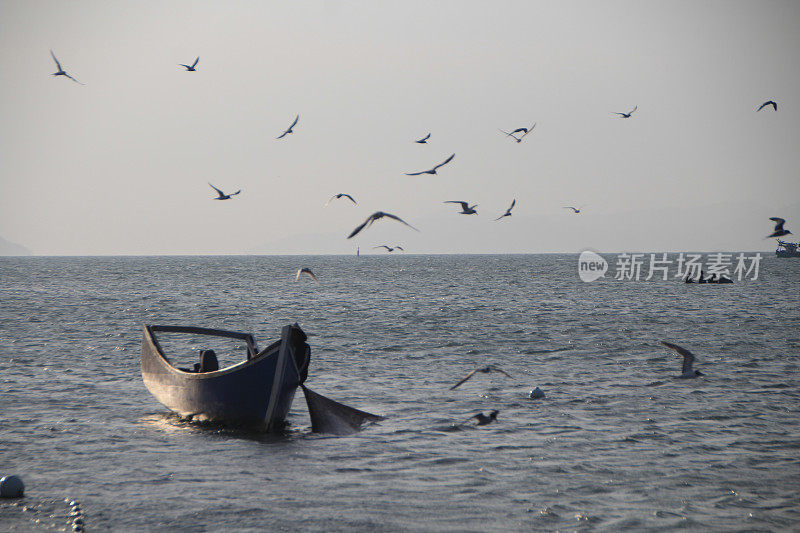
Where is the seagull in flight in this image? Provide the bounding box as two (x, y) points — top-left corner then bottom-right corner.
(374, 245), (404, 252)
(613, 106), (638, 118)
(494, 199), (516, 221)
(660, 341), (704, 378)
(347, 211), (419, 239)
(499, 123), (536, 143)
(405, 153), (455, 176)
(471, 410), (499, 426)
(450, 365), (512, 390)
(767, 217), (792, 238)
(444, 201), (478, 215)
(50, 50), (83, 84)
(757, 100), (777, 112)
(564, 206), (584, 214)
(325, 193), (357, 206)
(415, 133), (431, 144)
(208, 183), (241, 200)
(179, 57), (199, 71)
(276, 114), (299, 139)
(295, 268), (319, 283)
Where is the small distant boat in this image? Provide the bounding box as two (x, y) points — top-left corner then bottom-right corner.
(141, 324), (310, 430)
(141, 324), (384, 433)
(776, 240), (800, 258)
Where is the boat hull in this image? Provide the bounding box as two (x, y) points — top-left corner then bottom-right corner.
(141, 325), (309, 430)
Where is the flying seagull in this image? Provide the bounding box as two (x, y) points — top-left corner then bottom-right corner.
(50, 50), (83, 84)
(660, 341), (704, 378)
(499, 123), (536, 143)
(374, 245), (404, 252)
(450, 365), (512, 390)
(494, 199), (516, 221)
(179, 57), (199, 71)
(208, 182), (241, 200)
(444, 201), (478, 215)
(471, 410), (499, 426)
(767, 217), (792, 238)
(295, 268), (319, 283)
(415, 133), (431, 144)
(564, 206), (584, 214)
(757, 100), (777, 112)
(613, 106), (638, 118)
(325, 193), (357, 206)
(276, 114), (299, 139)
(347, 211), (419, 239)
(405, 153), (455, 176)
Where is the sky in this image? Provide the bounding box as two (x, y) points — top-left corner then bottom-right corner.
(1, 1), (798, 255)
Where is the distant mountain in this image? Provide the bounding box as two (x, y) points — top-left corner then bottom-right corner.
(0, 235), (32, 256)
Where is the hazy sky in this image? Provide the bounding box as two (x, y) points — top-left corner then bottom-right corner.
(1, 1), (798, 255)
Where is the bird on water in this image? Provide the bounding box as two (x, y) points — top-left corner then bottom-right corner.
(471, 410), (500, 426)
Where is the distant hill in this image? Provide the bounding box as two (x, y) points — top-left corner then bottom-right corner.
(0, 235), (32, 256)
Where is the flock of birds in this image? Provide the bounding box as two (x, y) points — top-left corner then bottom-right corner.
(48, 49), (789, 257)
(48, 51), (790, 425)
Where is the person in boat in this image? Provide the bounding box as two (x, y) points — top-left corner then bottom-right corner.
(191, 349), (219, 373)
(697, 270), (706, 284)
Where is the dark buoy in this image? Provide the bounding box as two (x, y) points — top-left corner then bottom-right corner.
(0, 475), (24, 498)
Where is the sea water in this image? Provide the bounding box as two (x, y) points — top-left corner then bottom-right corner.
(1, 255), (798, 531)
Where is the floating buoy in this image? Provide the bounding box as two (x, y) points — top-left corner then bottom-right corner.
(529, 387), (546, 399)
(0, 475), (24, 498)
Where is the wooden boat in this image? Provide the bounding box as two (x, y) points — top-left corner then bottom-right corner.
(141, 324), (310, 430)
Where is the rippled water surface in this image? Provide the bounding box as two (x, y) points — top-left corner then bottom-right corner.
(1, 255), (799, 531)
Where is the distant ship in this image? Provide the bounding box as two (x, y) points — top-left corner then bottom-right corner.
(776, 240), (800, 258)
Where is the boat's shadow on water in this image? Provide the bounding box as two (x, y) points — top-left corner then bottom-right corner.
(138, 412), (381, 442)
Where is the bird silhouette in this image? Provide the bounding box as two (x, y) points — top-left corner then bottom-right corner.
(374, 245), (404, 252)
(50, 50), (83, 84)
(450, 365), (512, 390)
(405, 153), (455, 176)
(415, 133), (431, 144)
(564, 206), (584, 214)
(757, 100), (777, 112)
(276, 114), (299, 139)
(444, 201), (478, 215)
(325, 193), (357, 206)
(347, 211), (419, 239)
(499, 123), (536, 143)
(295, 268), (319, 283)
(179, 57), (199, 71)
(613, 106), (637, 118)
(208, 183), (241, 200)
(494, 199), (516, 221)
(660, 341), (704, 378)
(767, 217), (792, 238)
